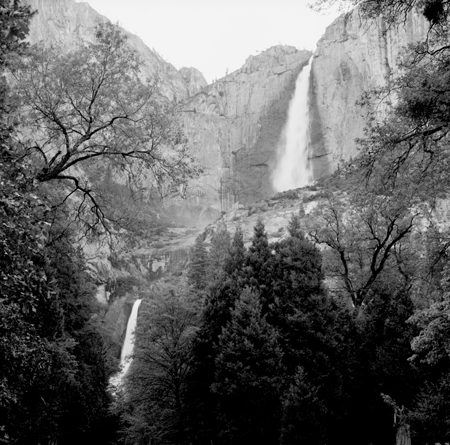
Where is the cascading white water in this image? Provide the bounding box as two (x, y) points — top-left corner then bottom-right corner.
(110, 299), (142, 388)
(272, 57), (313, 192)
(120, 298), (142, 375)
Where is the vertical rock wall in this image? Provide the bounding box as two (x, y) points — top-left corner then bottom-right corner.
(181, 46), (311, 211)
(310, 8), (428, 177)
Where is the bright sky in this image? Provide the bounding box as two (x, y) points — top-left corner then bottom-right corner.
(78, 0), (340, 84)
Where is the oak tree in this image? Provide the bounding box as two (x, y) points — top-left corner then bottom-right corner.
(308, 193), (417, 309)
(10, 21), (201, 232)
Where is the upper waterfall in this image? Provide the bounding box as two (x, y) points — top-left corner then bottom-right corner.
(272, 57), (313, 192)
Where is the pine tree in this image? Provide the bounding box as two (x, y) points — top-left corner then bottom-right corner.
(224, 224), (246, 279)
(202, 225), (247, 346)
(243, 218), (273, 312)
(270, 224), (324, 320)
(188, 234), (208, 291)
(287, 212), (304, 238)
(280, 367), (328, 445)
(186, 226), (246, 444)
(207, 222), (231, 284)
(246, 218), (271, 275)
(212, 288), (284, 445)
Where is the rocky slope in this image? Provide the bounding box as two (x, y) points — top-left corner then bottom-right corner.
(309, 7), (428, 178)
(91, 186), (322, 361)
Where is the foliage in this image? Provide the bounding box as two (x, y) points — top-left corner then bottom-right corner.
(310, 0), (450, 25)
(223, 224), (246, 278)
(409, 373), (450, 443)
(115, 282), (199, 445)
(0, 175), (113, 444)
(280, 367), (328, 445)
(358, 288), (417, 405)
(241, 218), (273, 312)
(5, 1), (450, 444)
(185, 218), (356, 444)
(0, 8), (117, 441)
(304, 5), (450, 441)
(212, 288), (284, 445)
(187, 233), (208, 292)
(0, 0), (33, 57)
(9, 21), (201, 233)
(308, 193), (418, 309)
(184, 226), (245, 445)
(245, 218), (271, 277)
(271, 216), (324, 311)
(0, 0), (34, 118)
(206, 222), (231, 283)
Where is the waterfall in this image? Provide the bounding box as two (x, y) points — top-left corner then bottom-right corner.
(110, 299), (142, 388)
(272, 57), (313, 192)
(120, 298), (142, 374)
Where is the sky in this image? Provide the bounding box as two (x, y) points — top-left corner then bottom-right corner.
(78, 0), (341, 84)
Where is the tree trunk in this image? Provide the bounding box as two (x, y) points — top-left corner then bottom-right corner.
(396, 423), (411, 445)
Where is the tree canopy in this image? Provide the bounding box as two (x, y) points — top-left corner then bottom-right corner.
(9, 21), (201, 233)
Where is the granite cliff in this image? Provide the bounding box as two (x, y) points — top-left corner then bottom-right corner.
(180, 46), (311, 213)
(23, 0), (207, 101)
(309, 7), (428, 178)
(22, 0), (432, 208)
(23, 0), (310, 220)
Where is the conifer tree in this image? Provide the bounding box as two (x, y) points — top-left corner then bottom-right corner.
(212, 288), (284, 445)
(224, 224), (246, 279)
(245, 218), (271, 275)
(188, 234), (208, 292)
(207, 222), (231, 284)
(270, 219), (324, 319)
(187, 226), (247, 444)
(280, 367), (328, 445)
(243, 218), (273, 312)
(202, 225), (248, 344)
(287, 212), (303, 238)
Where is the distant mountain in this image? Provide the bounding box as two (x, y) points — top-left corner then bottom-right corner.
(24, 0), (207, 101)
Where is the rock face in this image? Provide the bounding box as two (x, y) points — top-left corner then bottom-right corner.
(181, 46), (311, 212)
(179, 67), (208, 97)
(23, 0), (309, 218)
(23, 0), (432, 210)
(310, 8), (428, 178)
(24, 0), (202, 102)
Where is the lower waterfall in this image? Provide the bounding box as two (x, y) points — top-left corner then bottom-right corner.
(272, 57), (313, 192)
(120, 299), (142, 375)
(110, 299), (142, 388)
